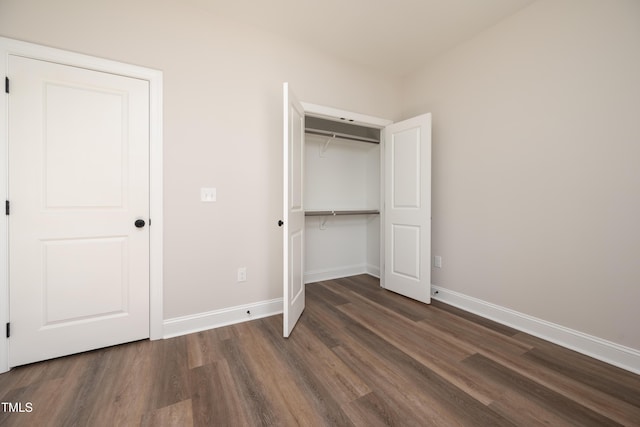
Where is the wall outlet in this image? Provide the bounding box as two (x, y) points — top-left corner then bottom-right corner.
(201, 187), (216, 202)
(434, 256), (442, 268)
(237, 267), (247, 282)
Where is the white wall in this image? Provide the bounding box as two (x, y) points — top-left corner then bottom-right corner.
(305, 136), (379, 211)
(0, 0), (401, 320)
(402, 0), (640, 351)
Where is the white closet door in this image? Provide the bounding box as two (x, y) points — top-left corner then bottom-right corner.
(8, 55), (150, 366)
(383, 114), (431, 303)
(282, 83), (305, 337)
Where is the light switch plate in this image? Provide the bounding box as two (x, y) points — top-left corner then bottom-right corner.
(201, 187), (216, 202)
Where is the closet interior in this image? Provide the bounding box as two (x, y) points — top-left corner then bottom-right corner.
(303, 116), (381, 284)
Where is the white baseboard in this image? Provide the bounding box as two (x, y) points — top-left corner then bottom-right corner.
(304, 264), (381, 283)
(304, 264), (368, 284)
(432, 286), (640, 375)
(163, 298), (283, 339)
(366, 264), (380, 278)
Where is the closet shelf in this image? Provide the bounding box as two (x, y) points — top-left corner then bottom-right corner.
(305, 209), (380, 217)
(305, 128), (379, 144)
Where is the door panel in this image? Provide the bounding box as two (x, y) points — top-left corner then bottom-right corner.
(384, 114), (431, 303)
(391, 129), (421, 208)
(283, 83), (305, 337)
(42, 237), (128, 324)
(44, 83), (126, 208)
(290, 230), (304, 303)
(8, 55), (150, 366)
(391, 224), (420, 279)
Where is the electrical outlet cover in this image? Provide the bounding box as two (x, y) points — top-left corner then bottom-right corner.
(201, 187), (216, 202)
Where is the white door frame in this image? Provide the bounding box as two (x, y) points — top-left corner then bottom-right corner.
(301, 102), (392, 129)
(0, 37), (164, 373)
(299, 101), (392, 286)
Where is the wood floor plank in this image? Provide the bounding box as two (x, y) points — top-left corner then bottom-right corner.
(258, 316), (358, 426)
(488, 386), (590, 427)
(298, 305), (344, 349)
(1, 274), (638, 426)
(337, 298), (480, 381)
(524, 347), (640, 407)
(189, 360), (251, 427)
(341, 391), (409, 427)
(514, 333), (640, 407)
(430, 299), (522, 337)
(306, 279), (352, 306)
(264, 315), (371, 404)
(0, 347), (95, 427)
(334, 322), (515, 426)
(334, 295), (503, 405)
(338, 288), (474, 361)
(315, 282), (520, 407)
(0, 350), (85, 396)
(416, 305), (533, 358)
(53, 346), (131, 426)
(231, 320), (327, 426)
(332, 338), (458, 426)
(332, 275), (430, 322)
(463, 353), (623, 426)
(218, 333), (280, 426)
(145, 336), (191, 412)
(473, 339), (640, 425)
(306, 283), (355, 321)
(50, 339), (152, 426)
(0, 377), (69, 427)
(354, 322), (517, 426)
(140, 399), (194, 427)
(185, 329), (227, 370)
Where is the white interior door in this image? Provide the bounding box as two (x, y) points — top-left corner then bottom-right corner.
(282, 83), (305, 337)
(383, 114), (431, 303)
(8, 55), (150, 366)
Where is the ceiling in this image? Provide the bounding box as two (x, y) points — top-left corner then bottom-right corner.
(188, 0), (537, 77)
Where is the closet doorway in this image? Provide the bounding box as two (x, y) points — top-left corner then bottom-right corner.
(282, 83), (431, 337)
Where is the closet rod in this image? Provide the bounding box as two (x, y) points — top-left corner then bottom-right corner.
(305, 209), (380, 217)
(305, 128), (379, 144)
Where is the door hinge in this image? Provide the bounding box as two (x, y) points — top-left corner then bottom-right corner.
(4, 77), (8, 94)
(5, 200), (9, 215)
(6, 323), (9, 338)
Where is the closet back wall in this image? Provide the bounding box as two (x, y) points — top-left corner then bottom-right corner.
(304, 135), (381, 282)
(0, 0), (402, 321)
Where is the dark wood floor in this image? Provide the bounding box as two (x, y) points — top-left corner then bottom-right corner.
(1, 275), (639, 426)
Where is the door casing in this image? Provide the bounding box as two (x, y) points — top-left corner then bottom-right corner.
(283, 96), (393, 337)
(301, 101), (393, 287)
(0, 36), (164, 373)
(286, 96), (431, 338)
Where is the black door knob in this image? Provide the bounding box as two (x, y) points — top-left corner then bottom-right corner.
(135, 219), (146, 228)
(278, 220), (284, 227)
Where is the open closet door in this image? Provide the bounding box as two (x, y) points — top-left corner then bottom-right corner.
(282, 83), (305, 337)
(383, 114), (431, 303)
